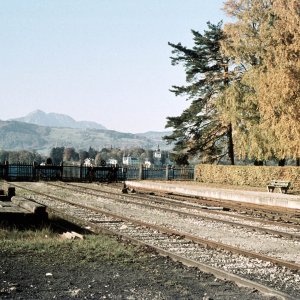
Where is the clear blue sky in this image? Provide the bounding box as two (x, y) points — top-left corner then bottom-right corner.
(0, 0), (228, 133)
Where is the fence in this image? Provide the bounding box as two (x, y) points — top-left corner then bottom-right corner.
(0, 162), (194, 182)
(123, 165), (194, 181)
(0, 162), (125, 182)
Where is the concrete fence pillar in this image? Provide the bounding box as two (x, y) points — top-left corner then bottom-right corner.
(139, 164), (144, 180)
(165, 165), (169, 180)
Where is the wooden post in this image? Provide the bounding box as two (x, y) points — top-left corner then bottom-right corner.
(7, 187), (15, 199)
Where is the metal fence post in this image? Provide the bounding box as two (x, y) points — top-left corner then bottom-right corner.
(80, 163), (83, 181)
(32, 161), (37, 181)
(4, 160), (9, 180)
(60, 162), (64, 180)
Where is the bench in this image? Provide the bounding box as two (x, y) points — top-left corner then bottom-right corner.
(267, 180), (291, 194)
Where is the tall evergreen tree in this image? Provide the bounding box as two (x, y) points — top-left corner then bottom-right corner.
(164, 22), (235, 164)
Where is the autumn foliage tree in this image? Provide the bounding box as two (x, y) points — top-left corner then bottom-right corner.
(222, 0), (300, 162)
(165, 1), (299, 165)
(63, 147), (79, 162)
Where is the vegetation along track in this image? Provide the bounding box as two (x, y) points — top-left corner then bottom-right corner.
(10, 181), (300, 299)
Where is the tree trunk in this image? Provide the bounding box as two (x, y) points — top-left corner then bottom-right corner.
(227, 123), (235, 165)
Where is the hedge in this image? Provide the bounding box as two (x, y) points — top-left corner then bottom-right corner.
(195, 164), (300, 190)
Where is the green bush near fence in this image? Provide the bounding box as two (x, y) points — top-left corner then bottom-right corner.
(195, 164), (300, 190)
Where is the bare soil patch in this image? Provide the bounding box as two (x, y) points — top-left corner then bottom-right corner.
(0, 225), (274, 300)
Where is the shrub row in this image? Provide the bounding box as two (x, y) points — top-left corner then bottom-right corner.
(195, 164), (300, 190)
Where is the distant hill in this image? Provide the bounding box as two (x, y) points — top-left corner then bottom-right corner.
(137, 131), (170, 139)
(0, 120), (172, 154)
(136, 131), (171, 145)
(11, 110), (107, 130)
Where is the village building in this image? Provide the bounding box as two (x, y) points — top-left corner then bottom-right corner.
(122, 155), (140, 166)
(154, 145), (161, 159)
(144, 160), (152, 168)
(107, 158), (118, 166)
(83, 158), (95, 167)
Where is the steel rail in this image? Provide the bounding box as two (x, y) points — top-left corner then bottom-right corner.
(44, 203), (297, 300)
(60, 181), (300, 227)
(13, 182), (300, 272)
(127, 184), (300, 223)
(43, 181), (300, 241)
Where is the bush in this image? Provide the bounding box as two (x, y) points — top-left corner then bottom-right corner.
(195, 164), (300, 190)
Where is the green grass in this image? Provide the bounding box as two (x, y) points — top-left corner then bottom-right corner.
(0, 225), (145, 264)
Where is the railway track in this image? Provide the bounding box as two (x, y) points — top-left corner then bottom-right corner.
(37, 181), (300, 244)
(57, 181), (300, 228)
(10, 181), (300, 299)
(129, 184), (300, 225)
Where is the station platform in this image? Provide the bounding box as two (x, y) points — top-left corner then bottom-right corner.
(126, 181), (300, 210)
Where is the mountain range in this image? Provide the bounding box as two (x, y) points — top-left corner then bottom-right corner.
(12, 110), (107, 130)
(0, 110), (172, 154)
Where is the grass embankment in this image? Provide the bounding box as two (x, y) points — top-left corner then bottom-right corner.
(0, 224), (145, 265)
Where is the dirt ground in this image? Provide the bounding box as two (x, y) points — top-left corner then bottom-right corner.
(0, 233), (276, 300)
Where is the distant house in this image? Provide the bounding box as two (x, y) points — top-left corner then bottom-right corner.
(154, 145), (161, 159)
(107, 158), (118, 166)
(83, 158), (95, 167)
(122, 155), (139, 166)
(144, 160), (152, 168)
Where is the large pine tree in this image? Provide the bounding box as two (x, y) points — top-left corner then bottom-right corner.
(164, 22), (235, 164)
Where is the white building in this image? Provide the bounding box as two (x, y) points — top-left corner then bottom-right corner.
(83, 158), (95, 166)
(122, 155), (140, 166)
(107, 158), (118, 166)
(144, 160), (152, 168)
(154, 145), (161, 159)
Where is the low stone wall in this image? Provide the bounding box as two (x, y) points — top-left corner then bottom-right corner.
(195, 164), (300, 190)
